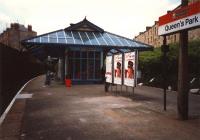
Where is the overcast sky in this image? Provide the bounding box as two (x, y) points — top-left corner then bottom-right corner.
(0, 0), (180, 38)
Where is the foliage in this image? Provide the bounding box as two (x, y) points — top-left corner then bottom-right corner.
(139, 39), (200, 90)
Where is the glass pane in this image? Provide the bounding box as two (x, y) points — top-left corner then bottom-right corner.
(71, 31), (83, 44)
(119, 38), (130, 46)
(58, 38), (66, 44)
(94, 32), (107, 46)
(49, 33), (57, 38)
(134, 42), (140, 47)
(110, 49), (118, 53)
(69, 57), (73, 79)
(49, 38), (57, 43)
(86, 32), (99, 45)
(74, 59), (81, 79)
(81, 59), (87, 80)
(79, 32), (91, 45)
(88, 59), (94, 79)
(65, 32), (73, 38)
(102, 33), (114, 46)
(120, 49), (129, 53)
(88, 51), (94, 58)
(35, 37), (40, 43)
(68, 51), (74, 58)
(66, 38), (74, 44)
(28, 39), (35, 42)
(126, 39), (135, 47)
(41, 37), (48, 43)
(57, 31), (64, 38)
(81, 51), (87, 58)
(95, 52), (101, 60)
(95, 59), (101, 79)
(75, 51), (80, 58)
(108, 34), (121, 46)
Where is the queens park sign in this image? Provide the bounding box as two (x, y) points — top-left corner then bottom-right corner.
(158, 1), (200, 36)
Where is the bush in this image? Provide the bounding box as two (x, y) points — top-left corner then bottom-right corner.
(139, 39), (200, 90)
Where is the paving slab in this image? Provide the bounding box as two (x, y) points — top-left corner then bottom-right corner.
(1, 75), (200, 140)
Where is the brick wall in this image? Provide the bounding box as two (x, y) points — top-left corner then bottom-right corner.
(0, 23), (37, 51)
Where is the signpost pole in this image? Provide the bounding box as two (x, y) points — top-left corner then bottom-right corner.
(177, 0), (189, 120)
(158, 0), (200, 120)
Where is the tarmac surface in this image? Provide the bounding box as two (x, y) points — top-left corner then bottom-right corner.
(0, 75), (200, 140)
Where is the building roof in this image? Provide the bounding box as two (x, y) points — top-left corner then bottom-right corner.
(22, 18), (152, 49)
(21, 18), (153, 60)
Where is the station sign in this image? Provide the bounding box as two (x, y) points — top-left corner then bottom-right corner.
(158, 1), (200, 36)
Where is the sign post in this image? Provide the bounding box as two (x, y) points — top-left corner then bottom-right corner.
(158, 0), (195, 120)
(178, 0), (189, 120)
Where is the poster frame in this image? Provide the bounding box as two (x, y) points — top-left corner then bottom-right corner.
(123, 51), (138, 87)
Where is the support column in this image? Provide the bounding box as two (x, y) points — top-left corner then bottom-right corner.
(65, 49), (69, 78)
(58, 57), (65, 84)
(102, 50), (108, 82)
(60, 57), (65, 84)
(58, 58), (62, 80)
(177, 0), (189, 120)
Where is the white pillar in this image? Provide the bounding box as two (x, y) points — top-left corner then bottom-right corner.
(58, 58), (62, 80)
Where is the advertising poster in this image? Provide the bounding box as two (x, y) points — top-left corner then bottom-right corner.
(124, 52), (136, 87)
(114, 54), (122, 85)
(105, 56), (112, 83)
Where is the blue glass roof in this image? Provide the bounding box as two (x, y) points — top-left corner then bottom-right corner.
(22, 29), (152, 50)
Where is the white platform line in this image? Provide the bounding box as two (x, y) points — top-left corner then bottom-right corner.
(0, 76), (39, 125)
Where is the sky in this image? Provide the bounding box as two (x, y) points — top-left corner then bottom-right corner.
(0, 0), (180, 38)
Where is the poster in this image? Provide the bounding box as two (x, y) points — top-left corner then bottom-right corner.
(114, 54), (122, 85)
(105, 56), (112, 83)
(124, 52), (136, 87)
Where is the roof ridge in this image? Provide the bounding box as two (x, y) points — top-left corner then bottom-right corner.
(65, 18), (104, 32)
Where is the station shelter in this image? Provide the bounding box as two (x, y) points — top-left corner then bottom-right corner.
(22, 18), (152, 84)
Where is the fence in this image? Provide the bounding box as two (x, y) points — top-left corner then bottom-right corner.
(0, 44), (44, 115)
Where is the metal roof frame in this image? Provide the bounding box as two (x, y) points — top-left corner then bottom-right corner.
(21, 18), (153, 61)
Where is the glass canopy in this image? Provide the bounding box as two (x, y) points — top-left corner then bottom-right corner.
(22, 29), (152, 50)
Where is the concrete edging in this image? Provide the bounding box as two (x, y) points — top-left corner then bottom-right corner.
(0, 76), (39, 125)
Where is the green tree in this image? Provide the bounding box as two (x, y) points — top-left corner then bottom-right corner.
(139, 40), (200, 90)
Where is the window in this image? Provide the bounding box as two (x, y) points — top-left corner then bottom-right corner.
(68, 51), (101, 80)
